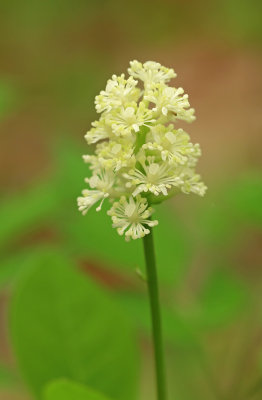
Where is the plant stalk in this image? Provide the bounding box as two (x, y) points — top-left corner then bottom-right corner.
(143, 227), (167, 400)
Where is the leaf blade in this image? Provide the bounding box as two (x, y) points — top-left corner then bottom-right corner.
(44, 379), (113, 400)
(9, 249), (139, 400)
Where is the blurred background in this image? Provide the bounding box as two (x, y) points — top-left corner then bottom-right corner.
(0, 1), (262, 399)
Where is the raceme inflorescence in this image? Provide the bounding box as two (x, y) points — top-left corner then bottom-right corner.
(77, 60), (207, 240)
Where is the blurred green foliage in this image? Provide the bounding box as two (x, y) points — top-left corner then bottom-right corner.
(1, 0), (262, 46)
(0, 1), (262, 399)
(0, 362), (17, 388)
(0, 80), (18, 121)
(44, 379), (113, 400)
(0, 140), (260, 399)
(10, 249), (138, 400)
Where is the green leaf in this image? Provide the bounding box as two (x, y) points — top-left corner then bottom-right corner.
(0, 246), (61, 292)
(9, 249), (139, 400)
(44, 379), (113, 400)
(0, 249), (37, 291)
(0, 255), (21, 291)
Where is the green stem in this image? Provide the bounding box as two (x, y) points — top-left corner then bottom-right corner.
(143, 227), (167, 400)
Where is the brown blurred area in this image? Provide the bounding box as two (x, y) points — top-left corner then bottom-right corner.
(0, 1), (262, 399)
(0, 0), (261, 192)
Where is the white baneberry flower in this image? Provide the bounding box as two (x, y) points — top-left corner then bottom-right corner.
(128, 60), (176, 88)
(77, 60), (207, 239)
(77, 190), (108, 215)
(95, 74), (141, 113)
(77, 169), (115, 213)
(95, 139), (136, 171)
(82, 154), (100, 171)
(84, 117), (112, 145)
(144, 83), (195, 122)
(143, 124), (201, 165)
(106, 102), (155, 137)
(179, 167), (207, 197)
(182, 176), (207, 197)
(123, 156), (183, 197)
(107, 196), (158, 240)
(170, 106), (196, 124)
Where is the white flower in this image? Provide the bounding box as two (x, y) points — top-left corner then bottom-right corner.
(95, 139), (136, 171)
(77, 169), (115, 213)
(107, 102), (155, 137)
(145, 83), (195, 122)
(84, 117), (112, 145)
(78, 60), (207, 239)
(123, 156), (183, 197)
(82, 154), (100, 171)
(170, 107), (196, 124)
(180, 169), (207, 197)
(128, 60), (176, 88)
(143, 125), (201, 165)
(107, 196), (158, 240)
(77, 190), (109, 215)
(95, 74), (141, 113)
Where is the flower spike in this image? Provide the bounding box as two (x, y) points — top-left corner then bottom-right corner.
(77, 60), (207, 239)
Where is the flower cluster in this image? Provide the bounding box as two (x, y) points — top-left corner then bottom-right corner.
(77, 60), (207, 240)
